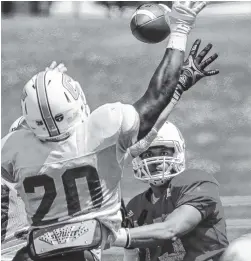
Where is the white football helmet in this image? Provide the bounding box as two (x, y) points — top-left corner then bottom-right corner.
(221, 233), (251, 261)
(132, 121), (185, 186)
(21, 70), (90, 141)
(9, 116), (28, 133)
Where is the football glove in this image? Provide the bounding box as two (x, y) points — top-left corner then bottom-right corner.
(178, 39), (219, 92)
(170, 1), (208, 35)
(45, 61), (67, 73)
(14, 228), (29, 240)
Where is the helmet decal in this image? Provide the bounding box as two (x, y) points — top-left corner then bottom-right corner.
(55, 113), (64, 122)
(62, 74), (80, 100)
(35, 120), (43, 126)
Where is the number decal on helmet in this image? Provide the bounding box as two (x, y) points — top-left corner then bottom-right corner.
(62, 74), (80, 100)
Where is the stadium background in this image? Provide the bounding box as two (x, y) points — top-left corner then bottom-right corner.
(1, 1), (251, 259)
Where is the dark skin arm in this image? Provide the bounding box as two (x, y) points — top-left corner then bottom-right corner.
(133, 2), (210, 140)
(133, 49), (184, 140)
(133, 38), (219, 141)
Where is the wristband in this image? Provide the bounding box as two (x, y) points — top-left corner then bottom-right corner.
(166, 32), (187, 52)
(125, 228), (132, 249)
(171, 86), (183, 105)
(113, 228), (131, 248)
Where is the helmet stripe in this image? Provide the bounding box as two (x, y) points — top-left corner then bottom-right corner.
(36, 72), (60, 137)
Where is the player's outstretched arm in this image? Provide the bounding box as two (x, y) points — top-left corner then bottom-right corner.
(113, 171), (223, 249)
(129, 38), (219, 158)
(115, 204), (202, 249)
(133, 48), (183, 140)
(133, 2), (208, 140)
(113, 181), (220, 249)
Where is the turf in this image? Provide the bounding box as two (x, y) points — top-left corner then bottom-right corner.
(1, 11), (251, 260)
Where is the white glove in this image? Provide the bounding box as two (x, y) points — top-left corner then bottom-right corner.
(45, 61), (67, 73)
(112, 228), (131, 248)
(167, 1), (208, 52)
(170, 1), (208, 35)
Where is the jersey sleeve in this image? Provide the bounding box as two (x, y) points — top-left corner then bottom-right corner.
(1, 133), (15, 183)
(88, 102), (140, 164)
(116, 103), (140, 164)
(170, 170), (221, 220)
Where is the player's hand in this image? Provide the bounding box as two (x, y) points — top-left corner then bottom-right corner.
(178, 39), (219, 92)
(14, 228), (29, 240)
(45, 61), (67, 73)
(170, 1), (208, 35)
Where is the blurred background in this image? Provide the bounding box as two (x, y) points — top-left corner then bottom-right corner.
(1, 1), (251, 251)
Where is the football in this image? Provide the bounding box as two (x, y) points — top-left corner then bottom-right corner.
(130, 3), (171, 44)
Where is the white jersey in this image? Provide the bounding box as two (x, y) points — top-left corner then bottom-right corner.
(1, 179), (28, 261)
(1, 102), (139, 231)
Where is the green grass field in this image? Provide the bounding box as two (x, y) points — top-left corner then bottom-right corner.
(1, 11), (251, 260)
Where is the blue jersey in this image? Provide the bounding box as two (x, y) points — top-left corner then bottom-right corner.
(126, 170), (229, 261)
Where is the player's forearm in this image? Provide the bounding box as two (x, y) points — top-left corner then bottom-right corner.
(134, 48), (184, 140)
(114, 205), (202, 249)
(128, 83), (183, 158)
(113, 221), (171, 249)
(132, 206), (201, 247)
(128, 221), (176, 248)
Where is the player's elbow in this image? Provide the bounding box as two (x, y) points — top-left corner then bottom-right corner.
(158, 220), (191, 240)
(162, 228), (177, 241)
(152, 223), (177, 241)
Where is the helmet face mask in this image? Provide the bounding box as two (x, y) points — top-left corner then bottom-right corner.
(132, 122), (185, 186)
(21, 70), (90, 142)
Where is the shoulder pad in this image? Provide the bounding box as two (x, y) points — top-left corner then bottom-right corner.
(88, 102), (123, 139)
(171, 169), (219, 188)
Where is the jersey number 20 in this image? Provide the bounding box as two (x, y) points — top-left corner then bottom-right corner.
(23, 166), (103, 226)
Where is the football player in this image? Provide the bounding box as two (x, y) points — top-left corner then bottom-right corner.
(112, 33), (227, 261)
(2, 2), (210, 261)
(113, 122), (229, 261)
(1, 62), (67, 261)
(4, 36), (220, 261)
(4, 36), (219, 261)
